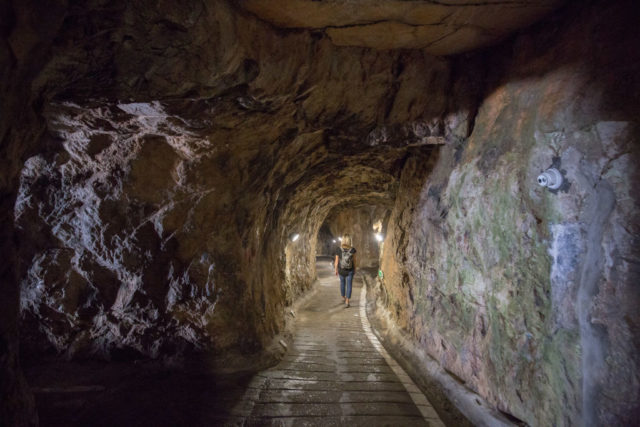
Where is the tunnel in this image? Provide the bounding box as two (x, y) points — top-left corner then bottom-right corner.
(1, 0), (639, 425)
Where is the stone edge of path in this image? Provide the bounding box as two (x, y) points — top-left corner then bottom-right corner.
(359, 283), (446, 427)
(361, 273), (519, 427)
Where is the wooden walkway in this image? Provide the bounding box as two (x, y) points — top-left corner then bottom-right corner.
(232, 260), (445, 426)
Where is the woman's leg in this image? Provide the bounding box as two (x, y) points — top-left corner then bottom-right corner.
(345, 270), (354, 306)
(339, 274), (346, 299)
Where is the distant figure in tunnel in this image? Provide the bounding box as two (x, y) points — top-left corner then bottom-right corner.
(334, 234), (356, 308)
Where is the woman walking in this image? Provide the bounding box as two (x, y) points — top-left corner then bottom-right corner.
(334, 234), (356, 308)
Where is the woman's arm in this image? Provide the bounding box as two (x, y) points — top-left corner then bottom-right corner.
(334, 255), (339, 276)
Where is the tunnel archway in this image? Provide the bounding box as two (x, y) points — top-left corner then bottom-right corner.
(1, 1), (639, 426)
(317, 205), (390, 270)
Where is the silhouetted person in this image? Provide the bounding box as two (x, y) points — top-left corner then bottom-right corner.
(334, 234), (356, 308)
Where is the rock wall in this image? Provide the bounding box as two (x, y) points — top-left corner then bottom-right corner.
(11, 0), (458, 366)
(315, 224), (335, 256)
(2, 0), (465, 421)
(1, 0), (73, 424)
(376, 1), (640, 425)
(2, 0), (638, 425)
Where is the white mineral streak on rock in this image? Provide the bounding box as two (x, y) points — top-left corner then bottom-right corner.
(117, 101), (164, 117)
(111, 275), (142, 313)
(548, 224), (582, 329)
(14, 156), (50, 222)
(165, 263), (181, 310)
(206, 261), (216, 298)
(116, 102), (206, 159)
(20, 253), (47, 314)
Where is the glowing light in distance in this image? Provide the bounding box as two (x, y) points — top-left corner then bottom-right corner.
(332, 239), (336, 243)
(291, 233), (299, 242)
(338, 237), (343, 242)
(375, 233), (383, 242)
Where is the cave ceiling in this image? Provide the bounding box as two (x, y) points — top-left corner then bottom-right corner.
(23, 0), (467, 225)
(239, 0), (565, 54)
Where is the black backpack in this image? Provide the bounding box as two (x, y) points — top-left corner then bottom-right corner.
(339, 248), (353, 270)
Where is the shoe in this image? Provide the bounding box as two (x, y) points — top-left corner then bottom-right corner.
(346, 302), (350, 308)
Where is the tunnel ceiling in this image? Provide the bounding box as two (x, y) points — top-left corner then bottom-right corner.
(239, 0), (564, 54)
(20, 0), (469, 236)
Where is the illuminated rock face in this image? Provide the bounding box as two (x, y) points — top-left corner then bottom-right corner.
(12, 2), (457, 363)
(13, 94), (446, 361)
(1, 0), (639, 426)
(375, 3), (640, 425)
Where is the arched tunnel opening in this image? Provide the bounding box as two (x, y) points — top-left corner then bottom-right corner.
(315, 205), (389, 268)
(1, 0), (639, 426)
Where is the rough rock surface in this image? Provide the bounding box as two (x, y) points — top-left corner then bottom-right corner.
(240, 0), (564, 54)
(315, 224), (335, 256)
(1, 0), (71, 424)
(0, 1), (462, 423)
(375, 2), (640, 425)
(14, 101), (443, 361)
(12, 1), (455, 365)
(0, 0), (638, 426)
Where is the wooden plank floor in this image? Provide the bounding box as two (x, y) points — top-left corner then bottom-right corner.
(232, 260), (445, 426)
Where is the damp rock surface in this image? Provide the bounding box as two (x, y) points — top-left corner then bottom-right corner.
(374, 2), (640, 425)
(13, 1), (460, 363)
(0, 0), (638, 426)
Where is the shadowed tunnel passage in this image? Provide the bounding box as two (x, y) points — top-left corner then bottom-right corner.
(1, 0), (639, 426)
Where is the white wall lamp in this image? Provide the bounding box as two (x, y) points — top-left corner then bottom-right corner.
(537, 168), (563, 190)
(290, 233), (300, 242)
(374, 233), (384, 242)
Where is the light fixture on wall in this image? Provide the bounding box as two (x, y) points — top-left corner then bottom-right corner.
(332, 239), (336, 243)
(291, 233), (300, 242)
(375, 233), (384, 242)
(338, 237), (343, 242)
(537, 168), (563, 190)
